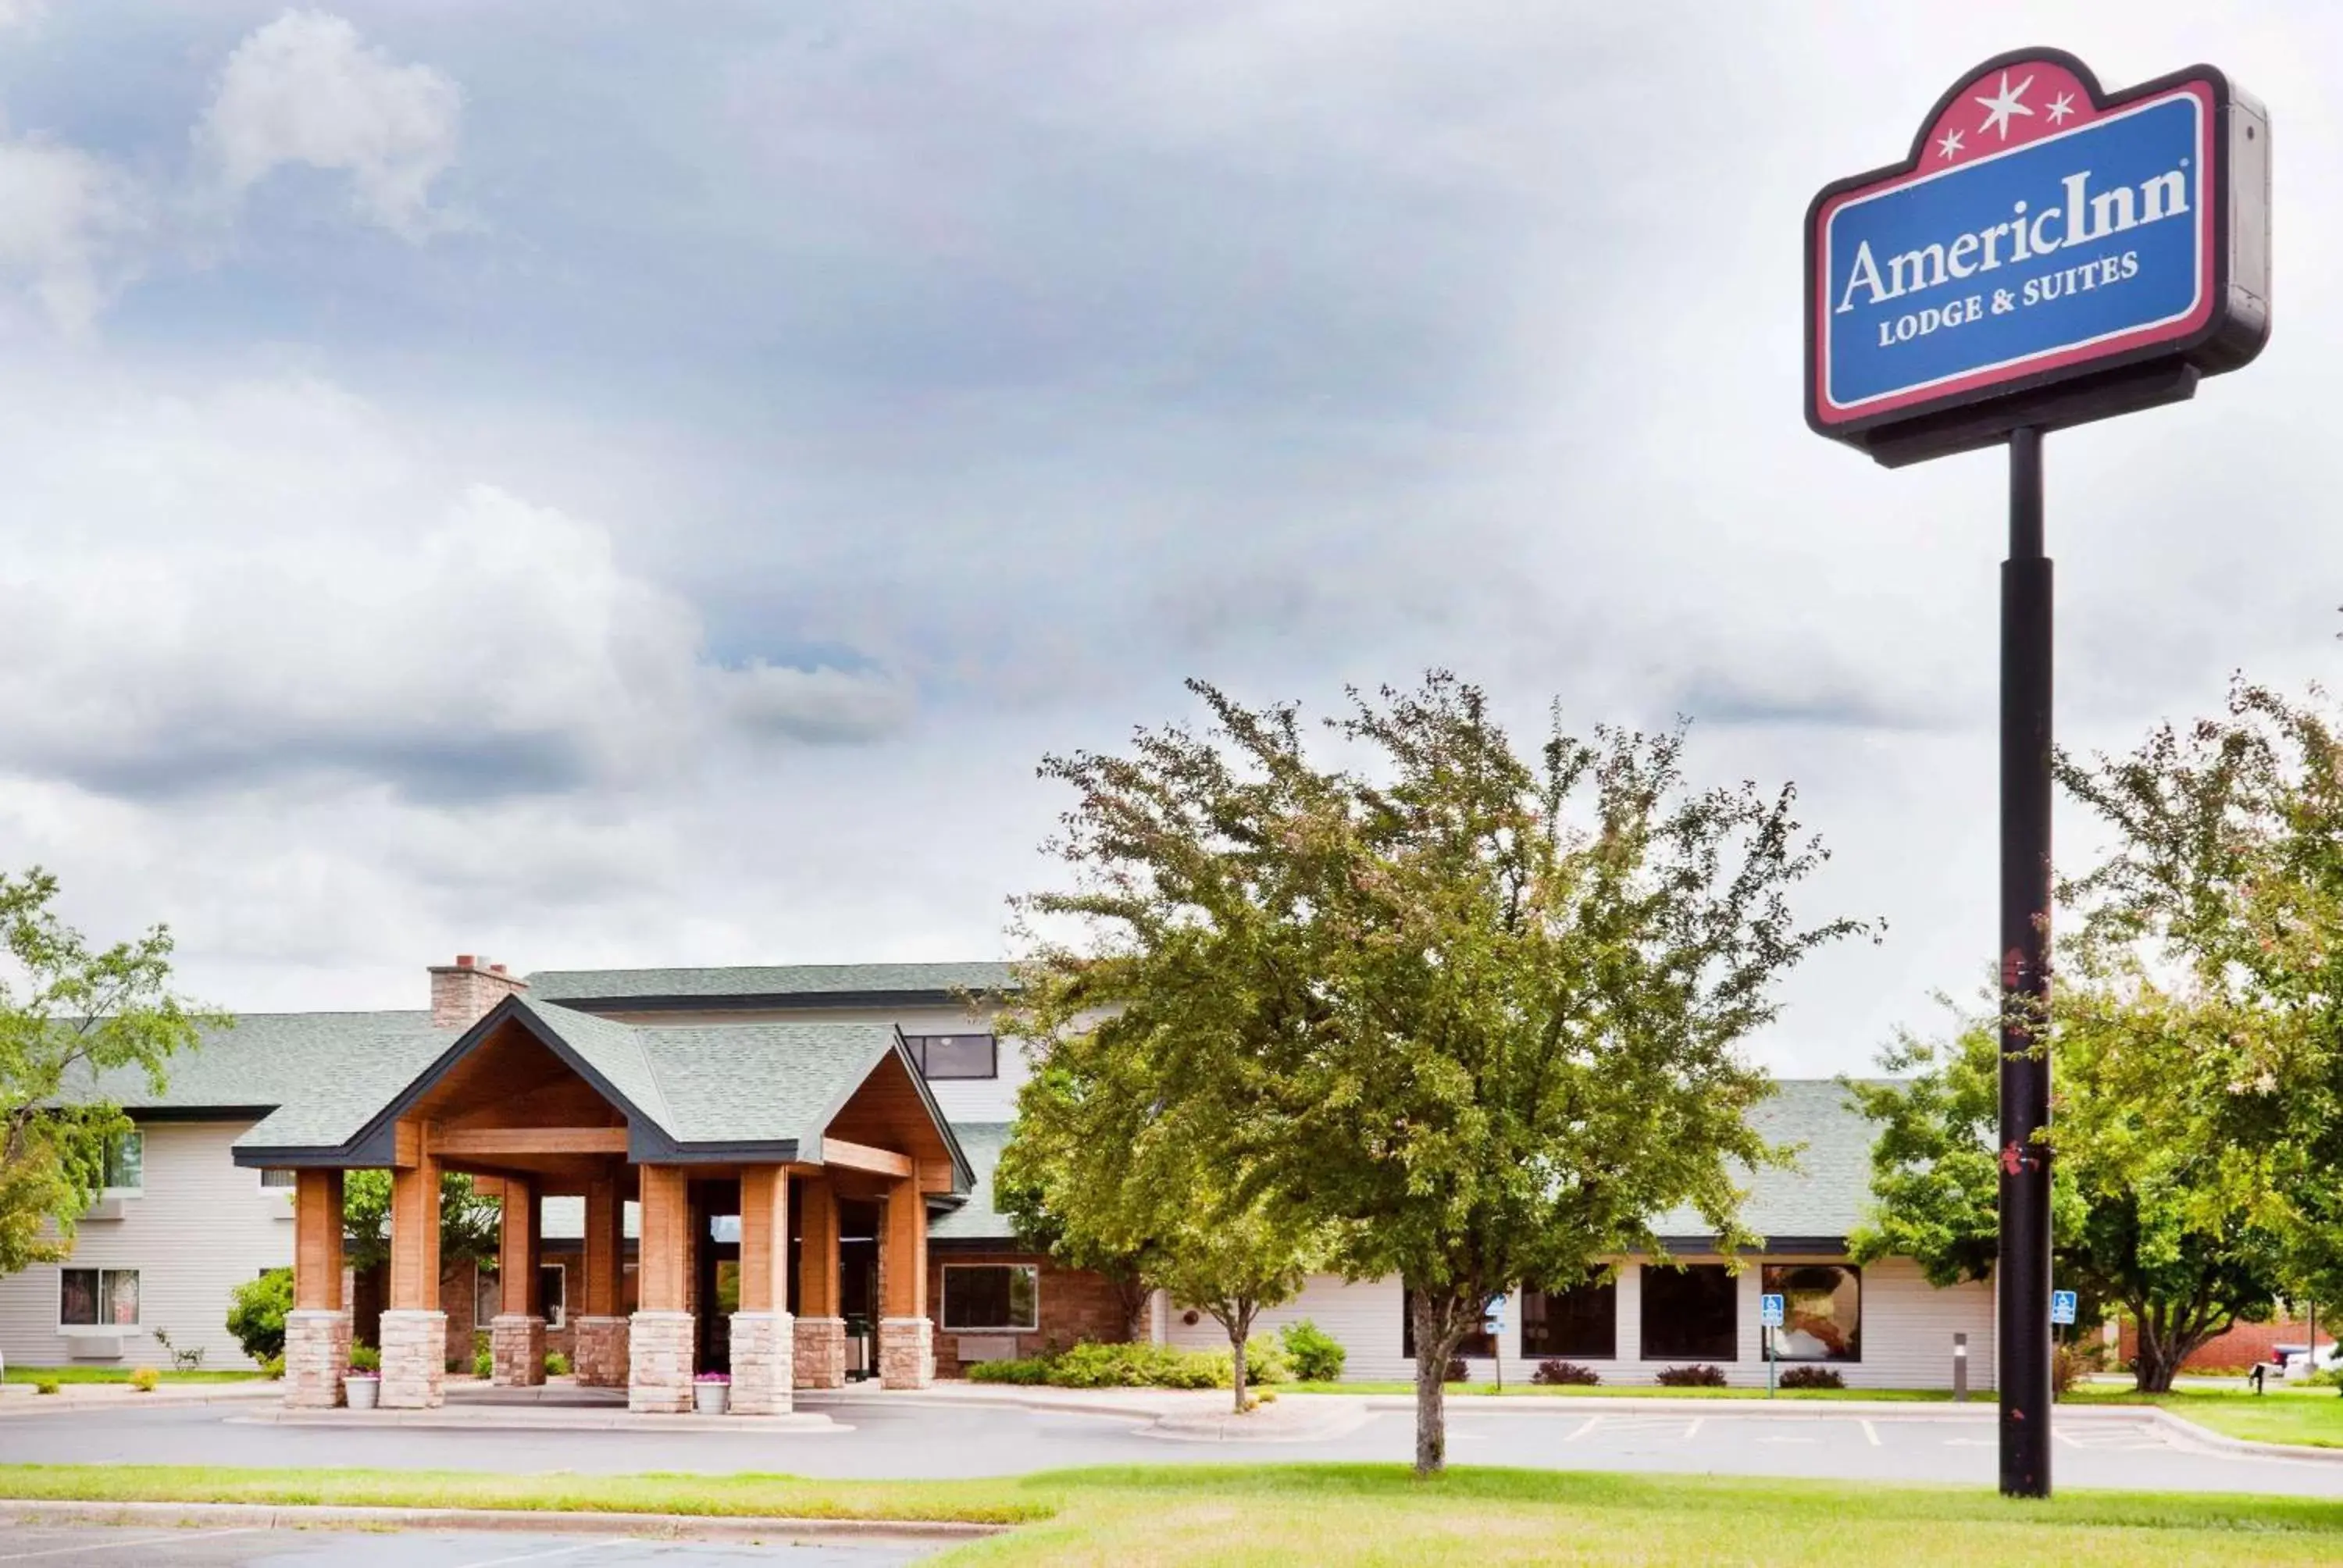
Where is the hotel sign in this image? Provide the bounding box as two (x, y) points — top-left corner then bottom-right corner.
(1806, 51), (2269, 463)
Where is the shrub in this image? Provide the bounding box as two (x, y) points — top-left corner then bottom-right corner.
(34, 1378), (59, 1395)
(1656, 1363), (1728, 1388)
(348, 1345), (380, 1374)
(261, 1354), (285, 1381)
(967, 1356), (1053, 1385)
(966, 1342), (1239, 1389)
(1280, 1319), (1346, 1383)
(545, 1351), (571, 1377)
(1444, 1356), (1469, 1383)
(1534, 1360), (1601, 1386)
(1243, 1335), (1293, 1385)
(473, 1329), (491, 1360)
(473, 1347), (493, 1379)
(2052, 1342), (2105, 1396)
(129, 1367), (161, 1393)
(1778, 1366), (1844, 1391)
(226, 1267), (293, 1363)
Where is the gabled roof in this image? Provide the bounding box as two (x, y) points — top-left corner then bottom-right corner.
(1649, 1079), (1878, 1249)
(230, 995), (975, 1192)
(95, 1011), (456, 1143)
(929, 1121), (1015, 1242)
(523, 961), (1016, 1011)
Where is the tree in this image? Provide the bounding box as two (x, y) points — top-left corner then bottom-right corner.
(1009, 674), (1863, 1470)
(0, 868), (216, 1275)
(342, 1169), (503, 1278)
(993, 1067), (1163, 1341)
(227, 1267), (293, 1362)
(1848, 982), (2288, 1392)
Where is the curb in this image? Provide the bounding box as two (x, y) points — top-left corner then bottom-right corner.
(0, 1499), (1008, 1544)
(2146, 1408), (2343, 1465)
(799, 1389), (1175, 1423)
(0, 1387), (282, 1417)
(231, 1409), (842, 1434)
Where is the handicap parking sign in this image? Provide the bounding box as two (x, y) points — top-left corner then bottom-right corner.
(2051, 1290), (2077, 1325)
(1760, 1293), (1785, 1327)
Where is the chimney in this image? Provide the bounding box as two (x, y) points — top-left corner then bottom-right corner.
(429, 954), (529, 1030)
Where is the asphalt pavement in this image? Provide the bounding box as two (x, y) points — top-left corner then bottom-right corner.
(8, 1394), (2343, 1497)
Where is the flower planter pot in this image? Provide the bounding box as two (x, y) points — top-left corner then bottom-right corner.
(694, 1381), (729, 1416)
(345, 1376), (380, 1411)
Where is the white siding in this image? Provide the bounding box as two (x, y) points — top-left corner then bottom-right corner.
(597, 1002), (1031, 1124)
(0, 1121), (293, 1371)
(1167, 1256), (1996, 1392)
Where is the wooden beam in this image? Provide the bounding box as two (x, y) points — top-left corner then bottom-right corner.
(819, 1137), (912, 1178)
(499, 1177), (540, 1317)
(637, 1164), (688, 1313)
(881, 1167), (927, 1319)
(919, 1164), (954, 1194)
(738, 1166), (789, 1314)
(294, 1169), (344, 1312)
(433, 1127), (629, 1156)
(392, 1120), (422, 1171)
(388, 1126), (441, 1310)
(583, 1172), (621, 1318)
(800, 1176), (839, 1317)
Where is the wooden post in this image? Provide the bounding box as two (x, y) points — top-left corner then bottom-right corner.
(739, 1167), (790, 1314)
(800, 1177), (839, 1317)
(636, 1164), (688, 1313)
(388, 1137), (441, 1310)
(294, 1169), (344, 1312)
(499, 1176), (539, 1317)
(583, 1171), (622, 1318)
(883, 1171), (927, 1319)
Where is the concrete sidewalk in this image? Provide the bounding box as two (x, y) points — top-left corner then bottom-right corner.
(0, 1497), (1000, 1546)
(0, 1379), (280, 1416)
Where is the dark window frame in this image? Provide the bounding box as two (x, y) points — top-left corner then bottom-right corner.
(60, 1266), (140, 1327)
(1521, 1271), (1617, 1360)
(1639, 1263), (1738, 1361)
(540, 1263), (568, 1330)
(904, 1034), (999, 1081)
(942, 1263), (1039, 1331)
(1762, 1263), (1862, 1363)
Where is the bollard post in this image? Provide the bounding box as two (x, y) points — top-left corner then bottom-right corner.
(1953, 1333), (1969, 1402)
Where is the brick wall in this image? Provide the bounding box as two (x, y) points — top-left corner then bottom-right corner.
(924, 1249), (1129, 1375)
(2119, 1315), (2333, 1372)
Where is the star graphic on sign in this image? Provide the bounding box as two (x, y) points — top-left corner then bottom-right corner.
(1974, 70), (2036, 140)
(1936, 128), (1965, 161)
(2045, 91), (2077, 124)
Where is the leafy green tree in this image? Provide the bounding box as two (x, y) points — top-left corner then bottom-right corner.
(342, 1170), (503, 1276)
(1848, 980), (2287, 1392)
(0, 868), (217, 1275)
(993, 1067), (1164, 1340)
(1009, 674), (1863, 1470)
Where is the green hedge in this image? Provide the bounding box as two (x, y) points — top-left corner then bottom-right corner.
(967, 1338), (1294, 1389)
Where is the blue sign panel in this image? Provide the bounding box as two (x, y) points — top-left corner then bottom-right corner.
(1805, 51), (2268, 461)
(2051, 1290), (2078, 1326)
(1760, 1293), (1785, 1327)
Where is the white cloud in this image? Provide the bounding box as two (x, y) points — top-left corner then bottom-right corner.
(194, 10), (462, 240)
(0, 2), (46, 31)
(0, 133), (145, 329)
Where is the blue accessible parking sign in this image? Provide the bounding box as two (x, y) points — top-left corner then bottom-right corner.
(2051, 1290), (2078, 1325)
(1760, 1293), (1785, 1327)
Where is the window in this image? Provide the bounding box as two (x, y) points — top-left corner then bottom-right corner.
(1401, 1292), (1496, 1360)
(1521, 1272), (1617, 1359)
(259, 1168), (296, 1190)
(61, 1267), (139, 1327)
(540, 1263), (567, 1330)
(1640, 1264), (1736, 1360)
(1763, 1263), (1860, 1362)
(101, 1131), (142, 1192)
(905, 1034), (997, 1081)
(942, 1263), (1038, 1331)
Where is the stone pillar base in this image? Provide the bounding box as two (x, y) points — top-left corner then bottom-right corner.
(379, 1309), (447, 1409)
(879, 1316), (935, 1390)
(729, 1311), (793, 1414)
(574, 1316), (630, 1388)
(490, 1314), (547, 1386)
(793, 1316), (847, 1389)
(627, 1310), (694, 1413)
(283, 1309), (351, 1409)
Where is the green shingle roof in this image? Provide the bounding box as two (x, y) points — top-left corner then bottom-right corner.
(523, 961), (1016, 1007)
(1649, 1079), (1876, 1244)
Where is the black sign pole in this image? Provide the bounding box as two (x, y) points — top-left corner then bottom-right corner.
(1999, 424), (2054, 1498)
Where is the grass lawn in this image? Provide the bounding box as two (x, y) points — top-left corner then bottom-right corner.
(1286, 1381), (1951, 1401)
(2064, 1385), (2343, 1449)
(5, 1462), (2343, 1565)
(2, 1367), (266, 1385)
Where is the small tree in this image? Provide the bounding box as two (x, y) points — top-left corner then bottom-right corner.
(0, 869), (216, 1275)
(1151, 1189), (1320, 1412)
(227, 1267), (293, 1361)
(1011, 675), (1863, 1470)
(993, 1067), (1162, 1340)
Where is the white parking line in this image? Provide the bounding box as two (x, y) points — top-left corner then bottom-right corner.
(0, 1530), (266, 1563)
(1860, 1420), (1882, 1447)
(1684, 1418), (1704, 1441)
(450, 1543), (606, 1568)
(1564, 1415), (1605, 1442)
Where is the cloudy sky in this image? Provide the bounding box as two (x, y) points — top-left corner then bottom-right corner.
(0, 3), (2331, 1075)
